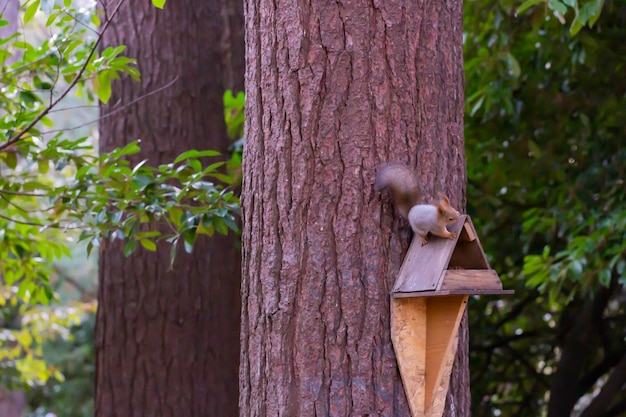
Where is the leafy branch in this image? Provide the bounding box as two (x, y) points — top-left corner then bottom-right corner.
(0, 0), (239, 307)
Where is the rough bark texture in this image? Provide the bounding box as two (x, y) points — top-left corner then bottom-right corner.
(96, 1), (243, 416)
(220, 0), (246, 93)
(241, 0), (467, 416)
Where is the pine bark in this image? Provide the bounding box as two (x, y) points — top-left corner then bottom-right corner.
(241, 0), (467, 415)
(96, 1), (243, 416)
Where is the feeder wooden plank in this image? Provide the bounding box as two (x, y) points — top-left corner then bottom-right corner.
(439, 269), (502, 291)
(425, 296), (468, 416)
(391, 297), (427, 417)
(461, 222), (476, 242)
(393, 218), (466, 293)
(392, 289), (514, 298)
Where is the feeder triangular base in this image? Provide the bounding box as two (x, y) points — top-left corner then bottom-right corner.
(391, 295), (468, 417)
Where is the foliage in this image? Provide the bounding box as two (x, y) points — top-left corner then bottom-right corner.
(26, 312), (95, 417)
(224, 89), (245, 185)
(1, 0), (238, 396)
(0, 286), (93, 389)
(0, 0), (239, 303)
(224, 89), (245, 141)
(516, 0), (605, 35)
(151, 0), (167, 10)
(465, 0), (626, 416)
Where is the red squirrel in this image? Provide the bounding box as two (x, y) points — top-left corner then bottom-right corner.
(375, 163), (460, 246)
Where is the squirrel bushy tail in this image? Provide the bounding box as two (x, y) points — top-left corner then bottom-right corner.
(374, 163), (420, 218)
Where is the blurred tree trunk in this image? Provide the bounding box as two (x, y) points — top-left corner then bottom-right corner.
(0, 389), (24, 417)
(240, 0), (468, 415)
(95, 1), (243, 416)
(0, 0), (18, 65)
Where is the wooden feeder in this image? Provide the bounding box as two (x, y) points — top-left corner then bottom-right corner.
(390, 215), (512, 417)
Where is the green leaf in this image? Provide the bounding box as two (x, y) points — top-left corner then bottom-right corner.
(123, 239), (137, 257)
(527, 140), (543, 158)
(568, 260), (583, 279)
(504, 52), (521, 78)
(469, 95), (485, 117)
(24, 0), (40, 23)
(203, 161), (226, 173)
(214, 218), (228, 235)
(516, 0), (544, 16)
(37, 159), (49, 174)
(94, 70), (113, 103)
(569, 14), (585, 35)
(140, 239), (157, 252)
(131, 159), (149, 175)
(188, 159), (202, 173)
(19, 90), (41, 106)
(41, 116), (54, 127)
(151, 0), (166, 9)
(169, 238), (178, 268)
(210, 173), (234, 184)
(197, 222), (215, 236)
(173, 149), (221, 164)
(548, 0), (568, 15)
(182, 229), (197, 253)
(598, 269), (611, 286)
(170, 207), (183, 227)
(222, 215), (239, 233)
(132, 175), (154, 190)
(45, 13), (56, 26)
(588, 0), (604, 27)
(5, 152), (17, 169)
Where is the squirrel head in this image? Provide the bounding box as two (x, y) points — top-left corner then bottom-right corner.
(436, 192), (460, 224)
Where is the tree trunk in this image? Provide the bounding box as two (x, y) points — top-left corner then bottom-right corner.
(0, 389), (25, 417)
(241, 0), (467, 415)
(0, 0), (19, 65)
(95, 1), (243, 416)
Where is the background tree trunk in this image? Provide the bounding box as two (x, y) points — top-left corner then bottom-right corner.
(241, 0), (467, 415)
(96, 1), (243, 416)
(0, 0), (18, 65)
(0, 389), (25, 417)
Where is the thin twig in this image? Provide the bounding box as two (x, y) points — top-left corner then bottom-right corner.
(59, 8), (100, 37)
(48, 104), (100, 113)
(0, 212), (45, 227)
(49, 29), (63, 108)
(0, 211), (88, 230)
(0, 193), (31, 213)
(0, 189), (48, 197)
(37, 76), (179, 136)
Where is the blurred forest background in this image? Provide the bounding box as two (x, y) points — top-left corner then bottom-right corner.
(1, 0), (624, 416)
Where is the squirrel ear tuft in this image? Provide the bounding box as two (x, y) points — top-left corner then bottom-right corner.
(437, 192), (451, 206)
